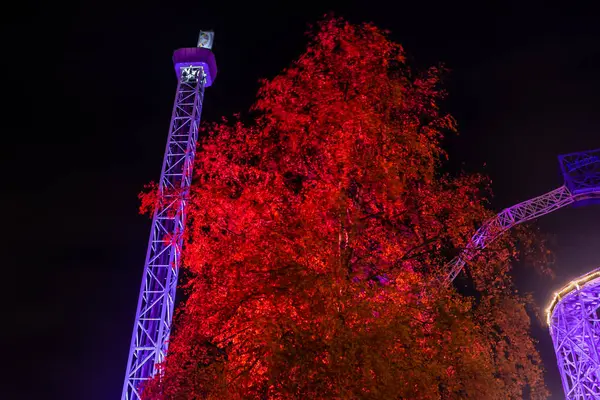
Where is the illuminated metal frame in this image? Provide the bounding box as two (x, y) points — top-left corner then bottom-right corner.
(122, 66), (205, 400)
(445, 149), (600, 283)
(546, 268), (600, 399)
(443, 149), (599, 399)
(122, 39), (217, 400)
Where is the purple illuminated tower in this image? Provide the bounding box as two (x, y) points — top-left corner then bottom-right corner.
(547, 268), (600, 399)
(122, 31), (217, 400)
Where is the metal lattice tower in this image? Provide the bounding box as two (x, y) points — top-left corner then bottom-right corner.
(122, 31), (217, 400)
(547, 269), (600, 399)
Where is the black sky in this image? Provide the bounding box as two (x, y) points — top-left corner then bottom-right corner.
(2, 1), (599, 399)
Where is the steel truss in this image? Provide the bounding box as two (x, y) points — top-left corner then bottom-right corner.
(442, 149), (599, 399)
(122, 66), (207, 400)
(445, 148), (600, 283)
(549, 270), (600, 399)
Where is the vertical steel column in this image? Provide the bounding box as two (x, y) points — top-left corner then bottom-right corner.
(122, 66), (206, 400)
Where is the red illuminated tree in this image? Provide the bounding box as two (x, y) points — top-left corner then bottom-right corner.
(142, 18), (549, 399)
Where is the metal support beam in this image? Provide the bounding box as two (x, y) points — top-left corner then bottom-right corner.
(442, 148), (599, 398)
(122, 66), (206, 400)
(445, 149), (600, 284)
(548, 269), (600, 399)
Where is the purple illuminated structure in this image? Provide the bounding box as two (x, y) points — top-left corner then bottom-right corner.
(547, 268), (600, 399)
(442, 148), (599, 398)
(122, 31), (217, 400)
(445, 148), (600, 283)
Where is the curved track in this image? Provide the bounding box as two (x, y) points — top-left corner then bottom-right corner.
(445, 148), (600, 283)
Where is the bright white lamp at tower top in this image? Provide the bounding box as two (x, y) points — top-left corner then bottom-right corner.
(197, 30), (214, 49)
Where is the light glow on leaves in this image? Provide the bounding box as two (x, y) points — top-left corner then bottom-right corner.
(141, 17), (550, 400)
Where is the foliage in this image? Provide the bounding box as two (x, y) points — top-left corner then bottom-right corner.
(142, 17), (549, 399)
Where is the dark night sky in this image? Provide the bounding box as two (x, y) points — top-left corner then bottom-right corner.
(2, 1), (599, 399)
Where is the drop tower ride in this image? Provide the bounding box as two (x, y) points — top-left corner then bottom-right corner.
(122, 31), (217, 400)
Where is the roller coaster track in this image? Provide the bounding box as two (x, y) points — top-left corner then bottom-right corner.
(445, 148), (600, 283)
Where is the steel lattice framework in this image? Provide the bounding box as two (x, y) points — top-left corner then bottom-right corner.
(122, 39), (217, 400)
(115, 29), (598, 399)
(442, 148), (599, 399)
(547, 269), (600, 399)
(445, 148), (600, 283)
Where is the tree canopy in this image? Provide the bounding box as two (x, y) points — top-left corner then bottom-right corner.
(141, 18), (549, 399)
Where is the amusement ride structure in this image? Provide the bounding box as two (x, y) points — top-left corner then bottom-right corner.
(547, 266), (600, 398)
(443, 148), (600, 399)
(122, 31), (217, 400)
(444, 148), (600, 284)
(120, 29), (599, 400)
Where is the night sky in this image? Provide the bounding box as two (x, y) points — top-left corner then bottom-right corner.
(3, 1), (600, 399)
